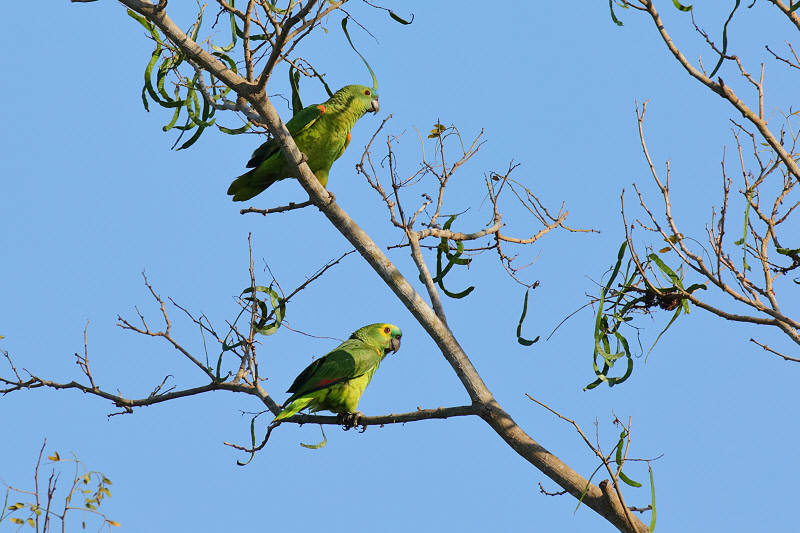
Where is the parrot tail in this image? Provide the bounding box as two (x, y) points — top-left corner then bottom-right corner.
(272, 396), (314, 423)
(227, 169), (263, 202)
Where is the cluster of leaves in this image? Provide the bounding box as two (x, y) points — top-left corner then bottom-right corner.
(1, 449), (119, 531)
(587, 241), (705, 390)
(217, 285), (286, 376)
(610, 0), (692, 27)
(577, 422), (657, 532)
(127, 7), (250, 150)
(125, 1), (411, 150)
(430, 215), (474, 299)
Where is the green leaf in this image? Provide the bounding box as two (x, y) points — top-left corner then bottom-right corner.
(389, 11), (414, 25)
(243, 286), (286, 336)
(609, 0), (624, 26)
(264, 0), (294, 15)
(126, 9), (160, 42)
(649, 465), (658, 531)
(289, 66), (303, 116)
(709, 0), (741, 78)
(516, 289), (539, 346)
(341, 17), (378, 92)
(161, 87), (184, 132)
(428, 123), (446, 139)
(236, 416), (258, 466)
(672, 0), (692, 11)
(300, 426), (328, 449)
(431, 215), (475, 299)
(620, 470), (643, 488)
(791, 2), (800, 13)
(648, 253), (684, 290)
(219, 123), (252, 135)
(211, 0), (238, 53)
(646, 304), (684, 361)
(615, 430), (626, 465)
(575, 464), (604, 511)
(212, 52), (239, 74)
(587, 241), (634, 390)
(776, 247), (800, 256)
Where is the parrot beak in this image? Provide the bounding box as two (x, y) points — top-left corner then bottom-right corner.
(390, 336), (401, 353)
(370, 98), (380, 114)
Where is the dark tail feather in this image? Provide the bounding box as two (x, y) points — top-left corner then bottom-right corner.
(227, 169), (264, 202)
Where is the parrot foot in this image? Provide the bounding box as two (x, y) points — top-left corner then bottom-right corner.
(338, 411), (366, 431)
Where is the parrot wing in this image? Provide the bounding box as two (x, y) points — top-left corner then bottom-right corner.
(283, 338), (383, 405)
(245, 104), (326, 168)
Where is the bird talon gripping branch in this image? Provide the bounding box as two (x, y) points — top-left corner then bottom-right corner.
(338, 410), (365, 430)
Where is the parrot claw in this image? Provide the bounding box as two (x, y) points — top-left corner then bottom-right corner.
(338, 411), (365, 431)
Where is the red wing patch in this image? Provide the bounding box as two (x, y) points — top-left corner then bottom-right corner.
(316, 378), (338, 387)
(318, 105), (326, 114)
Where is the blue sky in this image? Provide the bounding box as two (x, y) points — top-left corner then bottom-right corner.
(2, 1), (798, 531)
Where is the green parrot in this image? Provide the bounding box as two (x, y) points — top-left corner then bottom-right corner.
(272, 323), (402, 424)
(227, 85), (380, 201)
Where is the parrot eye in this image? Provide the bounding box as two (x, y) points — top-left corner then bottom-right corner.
(383, 326), (391, 334)
(364, 89), (371, 96)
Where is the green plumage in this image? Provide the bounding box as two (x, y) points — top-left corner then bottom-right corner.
(273, 323), (402, 423)
(227, 85), (380, 201)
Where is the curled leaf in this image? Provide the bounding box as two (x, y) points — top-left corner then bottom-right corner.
(341, 18), (378, 92)
(300, 426), (328, 449)
(672, 0), (692, 11)
(516, 289), (539, 346)
(389, 11), (414, 24)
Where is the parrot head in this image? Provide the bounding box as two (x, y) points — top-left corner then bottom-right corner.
(335, 84), (380, 115)
(352, 323), (401, 355)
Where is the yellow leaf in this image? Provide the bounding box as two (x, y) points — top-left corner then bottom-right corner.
(26, 518), (35, 527)
(10, 518), (24, 525)
(107, 521), (122, 527)
(658, 247), (671, 253)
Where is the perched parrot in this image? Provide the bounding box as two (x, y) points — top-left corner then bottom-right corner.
(272, 323), (402, 424)
(227, 85), (380, 201)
